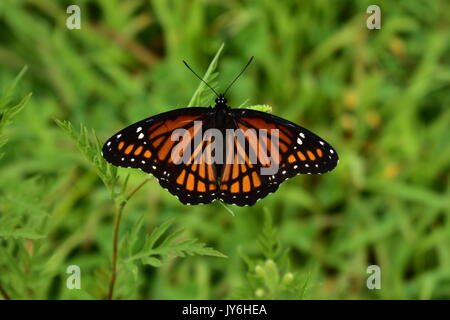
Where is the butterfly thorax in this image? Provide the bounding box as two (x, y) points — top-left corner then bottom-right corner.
(213, 95), (231, 128)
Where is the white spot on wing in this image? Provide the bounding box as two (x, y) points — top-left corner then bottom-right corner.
(297, 137), (303, 145)
(138, 133), (144, 139)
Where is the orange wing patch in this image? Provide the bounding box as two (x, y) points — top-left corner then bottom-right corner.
(297, 151), (306, 161)
(186, 173), (195, 191)
(176, 169), (186, 185)
(144, 150), (152, 158)
(252, 171), (261, 187)
(198, 181), (206, 192)
(134, 146), (143, 156)
(230, 182), (240, 193)
(307, 150), (316, 161)
(242, 175), (251, 192)
(171, 134), (218, 195)
(124, 144), (134, 155)
(316, 148), (323, 158)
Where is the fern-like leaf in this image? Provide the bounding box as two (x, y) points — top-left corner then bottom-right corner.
(0, 66), (31, 159)
(55, 119), (120, 200)
(125, 217), (227, 267)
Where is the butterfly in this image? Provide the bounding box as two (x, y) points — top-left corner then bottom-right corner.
(102, 58), (338, 206)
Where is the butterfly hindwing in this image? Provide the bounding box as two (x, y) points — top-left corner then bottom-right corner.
(168, 133), (219, 205)
(217, 136), (278, 206)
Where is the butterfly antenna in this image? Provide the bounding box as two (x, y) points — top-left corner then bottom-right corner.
(223, 56), (254, 96)
(183, 60), (219, 97)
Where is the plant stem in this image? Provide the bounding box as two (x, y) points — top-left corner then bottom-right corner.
(0, 284), (11, 300)
(106, 178), (151, 300)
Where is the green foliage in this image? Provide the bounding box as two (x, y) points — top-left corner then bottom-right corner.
(51, 47), (227, 299)
(0, 178), (48, 240)
(187, 43), (224, 107)
(1, 0), (449, 300)
(244, 104), (273, 113)
(233, 210), (310, 299)
(0, 66), (31, 159)
(124, 217), (226, 269)
(55, 120), (120, 200)
(0, 68), (41, 240)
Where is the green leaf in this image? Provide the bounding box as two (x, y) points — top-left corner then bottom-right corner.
(125, 217), (227, 266)
(244, 104), (273, 113)
(218, 201), (236, 216)
(142, 257), (163, 267)
(0, 65), (28, 108)
(258, 208), (280, 259)
(0, 177), (49, 240)
(144, 218), (175, 251)
(187, 43), (224, 107)
(55, 119), (120, 200)
(0, 66), (31, 159)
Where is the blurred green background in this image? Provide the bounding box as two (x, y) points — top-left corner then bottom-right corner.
(0, 0), (449, 300)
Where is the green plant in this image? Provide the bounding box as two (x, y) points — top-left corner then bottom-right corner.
(0, 67), (32, 299)
(55, 45), (230, 299)
(1, 0), (449, 300)
(0, 66), (31, 160)
(232, 209), (311, 299)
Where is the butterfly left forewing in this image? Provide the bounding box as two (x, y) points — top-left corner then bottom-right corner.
(102, 107), (217, 204)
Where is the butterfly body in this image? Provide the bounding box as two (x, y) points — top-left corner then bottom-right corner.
(102, 92), (339, 206)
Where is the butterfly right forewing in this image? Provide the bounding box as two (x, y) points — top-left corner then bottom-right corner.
(216, 108), (339, 206)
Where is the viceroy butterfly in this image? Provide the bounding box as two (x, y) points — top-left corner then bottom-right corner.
(102, 58), (339, 206)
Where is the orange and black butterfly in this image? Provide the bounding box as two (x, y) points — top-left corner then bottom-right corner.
(102, 58), (338, 206)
